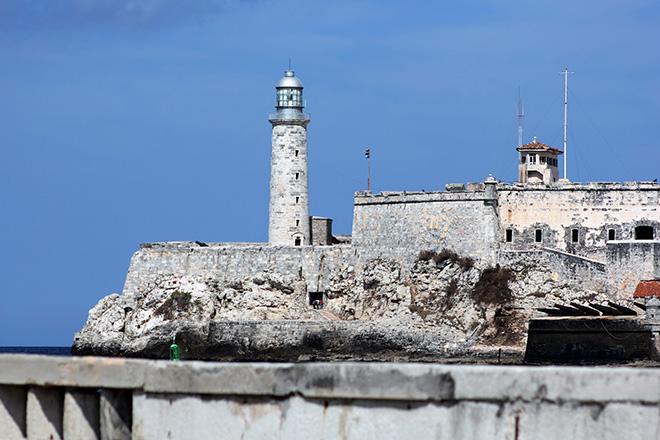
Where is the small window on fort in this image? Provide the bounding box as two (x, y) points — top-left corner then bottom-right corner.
(608, 229), (616, 241)
(295, 150), (299, 157)
(535, 229), (542, 243)
(295, 172), (299, 180)
(635, 225), (654, 240)
(571, 229), (579, 243)
(521, 156), (526, 164)
(505, 229), (513, 242)
(294, 237), (301, 246)
(295, 219), (300, 227)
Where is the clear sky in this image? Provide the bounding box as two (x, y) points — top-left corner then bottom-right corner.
(1, 0), (659, 345)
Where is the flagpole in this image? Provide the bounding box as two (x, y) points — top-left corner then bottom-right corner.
(367, 153), (371, 192)
(365, 148), (371, 192)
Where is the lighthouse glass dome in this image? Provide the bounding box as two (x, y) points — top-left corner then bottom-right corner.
(275, 70), (304, 109)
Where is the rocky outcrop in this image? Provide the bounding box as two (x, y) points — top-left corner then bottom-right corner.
(73, 251), (613, 360)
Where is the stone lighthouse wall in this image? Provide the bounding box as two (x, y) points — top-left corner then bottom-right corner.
(268, 123), (310, 245)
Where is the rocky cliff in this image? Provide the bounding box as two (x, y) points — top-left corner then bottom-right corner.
(73, 250), (613, 361)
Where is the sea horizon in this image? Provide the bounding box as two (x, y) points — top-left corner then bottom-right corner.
(0, 346), (71, 356)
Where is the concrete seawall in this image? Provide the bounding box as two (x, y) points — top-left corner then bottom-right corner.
(1, 355), (659, 439)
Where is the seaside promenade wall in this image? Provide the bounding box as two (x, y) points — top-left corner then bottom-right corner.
(1, 355), (659, 439)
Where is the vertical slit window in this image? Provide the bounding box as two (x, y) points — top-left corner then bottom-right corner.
(505, 229), (513, 243)
(571, 229), (579, 243)
(608, 229), (615, 241)
(535, 229), (542, 243)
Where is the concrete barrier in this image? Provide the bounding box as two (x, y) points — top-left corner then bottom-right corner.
(0, 354), (658, 439)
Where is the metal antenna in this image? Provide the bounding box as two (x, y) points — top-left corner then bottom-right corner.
(517, 87), (524, 147)
(561, 67), (574, 181)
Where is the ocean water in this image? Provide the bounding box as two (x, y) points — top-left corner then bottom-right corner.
(0, 346), (71, 356)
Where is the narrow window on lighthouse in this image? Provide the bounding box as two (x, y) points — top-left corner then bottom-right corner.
(295, 150), (299, 157)
(295, 172), (299, 180)
(296, 219), (300, 227)
(295, 197), (299, 204)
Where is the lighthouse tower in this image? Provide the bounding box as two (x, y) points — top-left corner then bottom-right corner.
(268, 70), (311, 246)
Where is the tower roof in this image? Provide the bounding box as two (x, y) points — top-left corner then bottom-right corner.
(276, 70), (303, 88)
(516, 137), (563, 155)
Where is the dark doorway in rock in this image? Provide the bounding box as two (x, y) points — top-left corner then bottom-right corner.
(635, 225), (654, 240)
(309, 291), (324, 307)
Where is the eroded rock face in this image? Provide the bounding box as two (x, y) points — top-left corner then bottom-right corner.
(73, 254), (611, 360)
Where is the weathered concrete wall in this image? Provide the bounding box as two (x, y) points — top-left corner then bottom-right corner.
(1, 355), (659, 440)
(352, 190), (499, 265)
(606, 241), (660, 297)
(498, 182), (660, 261)
(122, 242), (355, 295)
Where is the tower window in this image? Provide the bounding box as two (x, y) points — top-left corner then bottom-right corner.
(521, 156), (526, 164)
(535, 229), (542, 243)
(296, 219), (300, 227)
(295, 172), (299, 180)
(295, 150), (299, 157)
(295, 196), (299, 204)
(608, 229), (615, 241)
(571, 228), (579, 243)
(635, 225), (654, 240)
(294, 237), (301, 246)
(505, 229), (513, 242)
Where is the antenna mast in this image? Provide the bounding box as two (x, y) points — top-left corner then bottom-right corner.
(517, 87), (524, 147)
(561, 68), (574, 181)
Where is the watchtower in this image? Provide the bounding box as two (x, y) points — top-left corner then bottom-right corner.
(517, 137), (563, 185)
(268, 70), (311, 246)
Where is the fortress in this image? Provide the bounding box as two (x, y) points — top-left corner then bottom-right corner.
(122, 69), (660, 301)
(73, 69), (660, 361)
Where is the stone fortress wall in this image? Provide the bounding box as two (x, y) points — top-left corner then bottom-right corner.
(351, 184), (499, 265)
(121, 180), (660, 300)
(121, 242), (356, 296)
(498, 181), (660, 261)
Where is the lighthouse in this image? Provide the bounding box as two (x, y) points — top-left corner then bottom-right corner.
(268, 70), (311, 246)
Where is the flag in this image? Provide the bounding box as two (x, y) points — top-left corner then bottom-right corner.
(364, 148), (371, 159)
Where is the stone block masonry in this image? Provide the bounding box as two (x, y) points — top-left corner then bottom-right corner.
(122, 242), (355, 296)
(498, 182), (660, 261)
(606, 240), (660, 297)
(352, 189), (499, 265)
(1, 355), (659, 440)
(269, 122), (310, 246)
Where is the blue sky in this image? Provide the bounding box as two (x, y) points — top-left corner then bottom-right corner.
(1, 0), (659, 345)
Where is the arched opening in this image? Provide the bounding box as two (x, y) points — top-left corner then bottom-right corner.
(634, 225), (654, 240)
